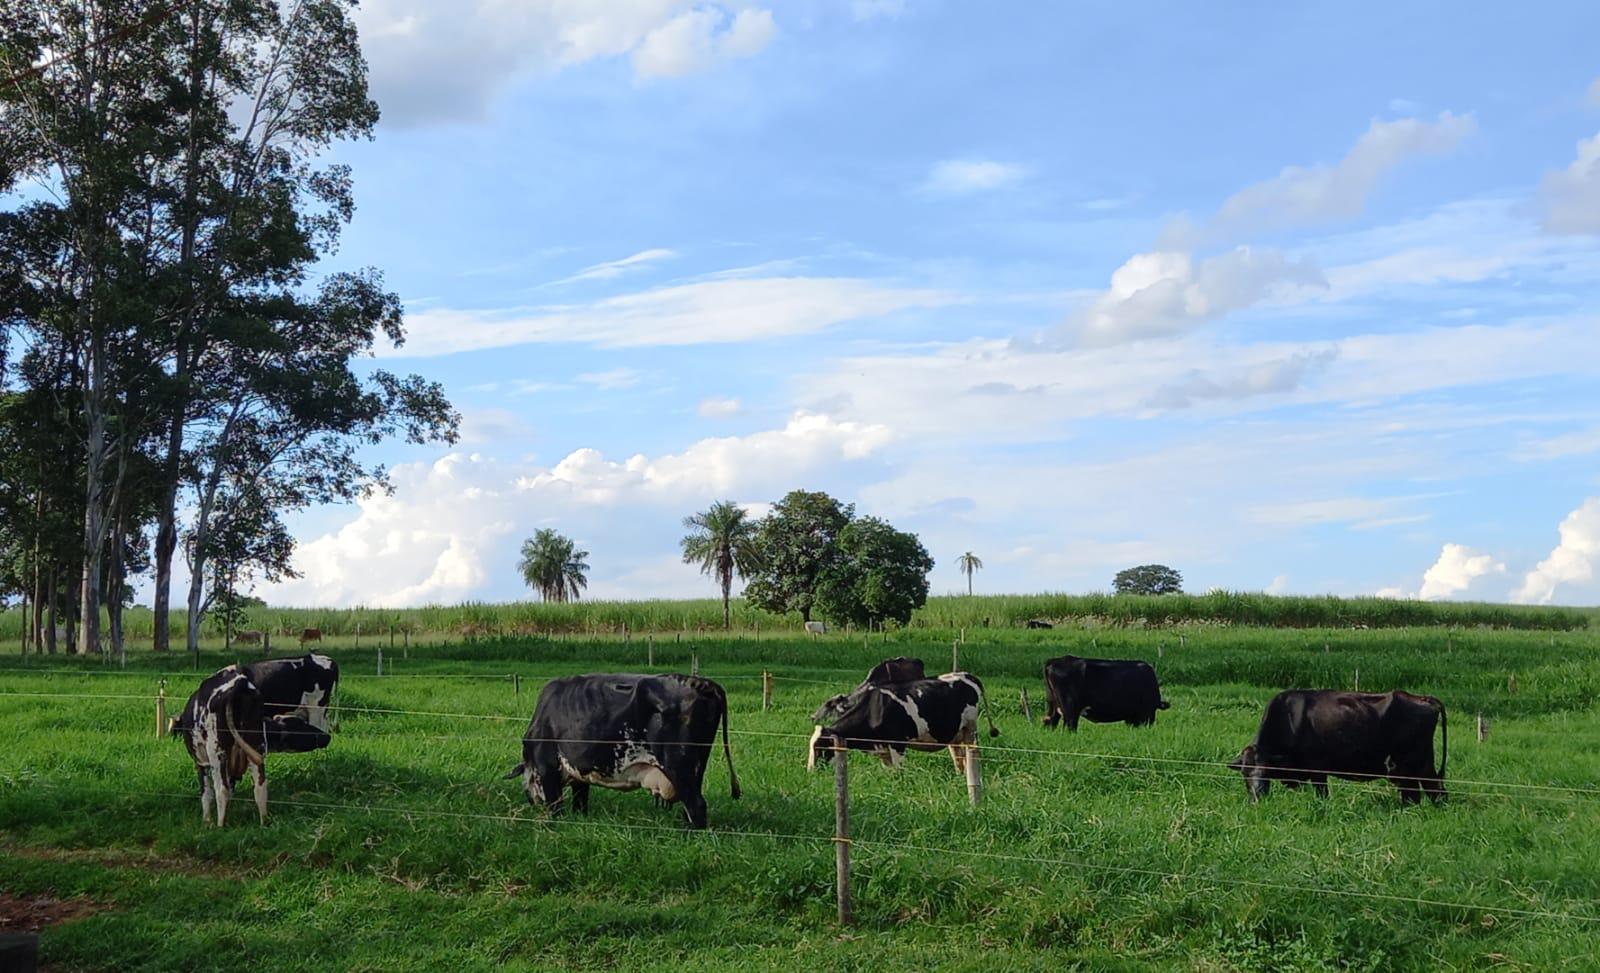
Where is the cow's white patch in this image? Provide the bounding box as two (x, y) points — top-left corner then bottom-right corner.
(521, 764), (542, 804)
(298, 687), (331, 731)
(558, 741), (677, 800)
(308, 653), (335, 671)
(806, 725), (824, 770)
(892, 691), (935, 744)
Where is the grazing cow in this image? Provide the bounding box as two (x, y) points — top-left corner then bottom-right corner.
(808, 672), (995, 773)
(810, 656), (928, 726)
(298, 627), (322, 646)
(242, 653), (339, 752)
(173, 667), (270, 826)
(1229, 690), (1447, 804)
(804, 620), (826, 635)
(1025, 619), (1053, 630)
(1041, 655), (1169, 731)
(505, 673), (740, 829)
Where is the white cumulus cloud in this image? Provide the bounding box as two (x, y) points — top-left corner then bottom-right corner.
(1417, 543), (1505, 600)
(697, 396), (742, 418)
(1513, 498), (1600, 604)
(1189, 111), (1476, 242)
(354, 2), (778, 126)
(1539, 132), (1600, 235)
(265, 412), (891, 607)
(1068, 247), (1325, 346)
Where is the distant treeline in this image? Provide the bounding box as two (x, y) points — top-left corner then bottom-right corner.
(1, 591), (1586, 642)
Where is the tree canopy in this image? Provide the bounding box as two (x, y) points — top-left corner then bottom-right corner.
(814, 516), (934, 628)
(742, 490), (853, 623)
(680, 500), (762, 630)
(519, 530), (589, 603)
(1113, 564), (1184, 596)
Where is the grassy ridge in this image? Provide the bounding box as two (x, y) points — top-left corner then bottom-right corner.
(1, 628), (1598, 969)
(1, 591), (1588, 645)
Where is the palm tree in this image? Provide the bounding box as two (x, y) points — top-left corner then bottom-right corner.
(680, 500), (764, 630)
(518, 529), (589, 603)
(957, 551), (983, 596)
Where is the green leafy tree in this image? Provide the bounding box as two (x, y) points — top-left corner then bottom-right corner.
(957, 551), (983, 596)
(742, 490), (853, 623)
(680, 500), (763, 630)
(814, 517), (934, 628)
(1113, 564), (1184, 596)
(519, 529), (589, 603)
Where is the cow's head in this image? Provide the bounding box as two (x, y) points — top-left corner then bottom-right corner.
(1228, 744), (1270, 800)
(810, 693), (854, 726)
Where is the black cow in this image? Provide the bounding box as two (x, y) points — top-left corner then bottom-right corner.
(242, 653), (339, 753)
(505, 673), (740, 829)
(1229, 690), (1447, 804)
(1025, 619), (1053, 629)
(1041, 655), (1169, 731)
(808, 672), (994, 773)
(173, 666), (270, 826)
(810, 656), (927, 726)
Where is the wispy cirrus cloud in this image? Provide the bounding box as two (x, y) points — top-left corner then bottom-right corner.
(550, 248), (677, 286)
(390, 276), (959, 356)
(919, 158), (1029, 195)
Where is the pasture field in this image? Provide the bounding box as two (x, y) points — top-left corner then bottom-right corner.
(2, 626), (1599, 971)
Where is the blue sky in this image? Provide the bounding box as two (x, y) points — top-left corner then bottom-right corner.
(265, 0), (1600, 607)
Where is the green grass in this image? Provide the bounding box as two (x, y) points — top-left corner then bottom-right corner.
(1, 591), (1587, 647)
(3, 627), (1599, 970)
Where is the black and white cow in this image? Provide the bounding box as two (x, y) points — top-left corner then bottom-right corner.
(505, 673), (740, 829)
(808, 672), (994, 774)
(173, 666), (270, 826)
(243, 653), (339, 752)
(1229, 689), (1448, 804)
(1041, 655), (1169, 731)
(809, 656), (928, 726)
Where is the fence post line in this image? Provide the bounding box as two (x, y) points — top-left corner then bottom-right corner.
(834, 743), (852, 925)
(964, 741), (982, 806)
(1019, 687), (1033, 723)
(512, 673), (521, 695)
(1157, 641), (1164, 658)
(951, 640), (959, 673)
(155, 682), (167, 740)
(377, 645), (384, 677)
(354, 624), (360, 649)
(762, 671), (773, 712)
(691, 653), (700, 677)
(1353, 667), (1358, 692)
(648, 637), (655, 668)
(1476, 712), (1489, 743)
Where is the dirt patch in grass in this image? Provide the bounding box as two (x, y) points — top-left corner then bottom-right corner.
(0, 890), (103, 933)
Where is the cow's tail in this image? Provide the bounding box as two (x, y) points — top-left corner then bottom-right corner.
(225, 704), (265, 767)
(983, 688), (1000, 738)
(1433, 696), (1447, 781)
(720, 689), (742, 799)
(1157, 699), (1171, 711)
(503, 762), (526, 780)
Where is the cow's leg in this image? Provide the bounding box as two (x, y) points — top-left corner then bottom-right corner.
(948, 744), (966, 774)
(1312, 775), (1329, 798)
(1063, 702), (1082, 732)
(569, 781), (591, 815)
(212, 765), (231, 826)
(197, 767), (214, 824)
(1246, 770), (1270, 802)
(879, 746), (905, 769)
(249, 762), (268, 825)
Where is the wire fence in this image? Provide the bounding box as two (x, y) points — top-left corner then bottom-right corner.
(4, 775), (1597, 927)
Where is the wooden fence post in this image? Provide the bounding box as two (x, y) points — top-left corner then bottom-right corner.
(648, 636), (655, 668)
(1019, 687), (1033, 723)
(377, 645), (383, 677)
(512, 673), (521, 695)
(1179, 634), (1186, 650)
(1476, 713), (1489, 743)
(1157, 641), (1164, 658)
(951, 640), (959, 673)
(762, 671), (773, 712)
(155, 682), (167, 740)
(354, 624), (360, 649)
(691, 653), (700, 677)
(964, 742), (982, 806)
(1353, 667), (1359, 692)
(834, 744), (852, 925)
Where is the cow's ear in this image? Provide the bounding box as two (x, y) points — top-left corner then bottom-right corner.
(866, 687), (890, 726)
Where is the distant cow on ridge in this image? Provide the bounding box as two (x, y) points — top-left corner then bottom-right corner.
(1041, 655), (1169, 731)
(1230, 689), (1447, 804)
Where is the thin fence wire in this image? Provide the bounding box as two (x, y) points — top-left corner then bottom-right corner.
(3, 777), (1596, 926)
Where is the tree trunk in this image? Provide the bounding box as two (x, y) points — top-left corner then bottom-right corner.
(967, 572), (972, 597)
(721, 575), (731, 631)
(151, 409), (183, 652)
(44, 566), (57, 655)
